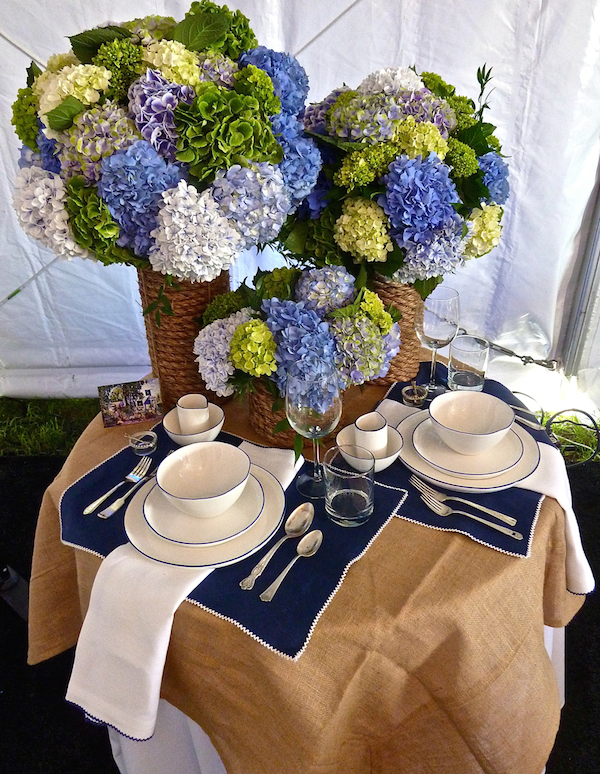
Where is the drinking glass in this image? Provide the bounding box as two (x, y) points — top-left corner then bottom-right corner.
(415, 286), (460, 396)
(285, 360), (342, 498)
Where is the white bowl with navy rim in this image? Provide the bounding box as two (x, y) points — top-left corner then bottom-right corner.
(336, 423), (403, 472)
(162, 403), (224, 445)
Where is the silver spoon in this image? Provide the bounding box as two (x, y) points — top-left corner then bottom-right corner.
(259, 530), (323, 602)
(239, 502), (314, 590)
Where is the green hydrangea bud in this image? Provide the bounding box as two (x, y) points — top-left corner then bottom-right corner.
(94, 39), (144, 104)
(201, 288), (249, 327)
(447, 95), (477, 132)
(186, 1), (258, 59)
(359, 289), (393, 334)
(261, 267), (300, 299)
(230, 319), (277, 377)
(11, 86), (40, 151)
(334, 142), (401, 190)
(234, 65), (280, 118)
(446, 137), (479, 178)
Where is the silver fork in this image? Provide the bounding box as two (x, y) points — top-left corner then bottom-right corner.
(83, 455), (152, 515)
(409, 475), (518, 526)
(419, 492), (523, 540)
(97, 474), (153, 519)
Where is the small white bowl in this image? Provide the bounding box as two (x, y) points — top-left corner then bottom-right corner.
(162, 403), (224, 445)
(156, 442), (251, 518)
(336, 423), (404, 472)
(428, 391), (514, 456)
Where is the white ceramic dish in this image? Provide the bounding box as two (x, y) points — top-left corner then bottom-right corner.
(125, 464), (285, 567)
(336, 423), (403, 472)
(162, 404), (225, 445)
(397, 411), (540, 493)
(429, 391), (514, 455)
(412, 417), (525, 479)
(142, 474), (265, 545)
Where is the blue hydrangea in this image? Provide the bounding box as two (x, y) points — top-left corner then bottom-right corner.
(261, 298), (336, 400)
(478, 151), (510, 205)
(18, 145), (42, 169)
(36, 121), (61, 174)
(378, 153), (462, 250)
(294, 266), (356, 317)
(239, 47), (309, 116)
(392, 224), (465, 283)
(98, 140), (184, 256)
(270, 114), (322, 207)
(210, 163), (291, 248)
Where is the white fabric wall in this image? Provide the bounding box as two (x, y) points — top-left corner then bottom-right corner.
(2, 0), (600, 403)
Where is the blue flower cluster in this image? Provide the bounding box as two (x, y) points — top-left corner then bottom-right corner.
(270, 113), (322, 209)
(36, 121), (61, 174)
(98, 140), (184, 255)
(478, 152), (510, 205)
(239, 46), (309, 116)
(261, 298), (336, 398)
(294, 265), (355, 316)
(379, 153), (462, 249)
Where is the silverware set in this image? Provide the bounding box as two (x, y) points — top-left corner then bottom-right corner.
(83, 456), (153, 517)
(409, 475), (523, 540)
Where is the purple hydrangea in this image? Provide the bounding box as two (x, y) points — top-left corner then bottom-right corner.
(478, 151), (510, 205)
(378, 153), (462, 250)
(239, 47), (309, 116)
(128, 69), (195, 162)
(261, 298), (336, 399)
(270, 113), (322, 207)
(18, 145), (42, 169)
(301, 87), (350, 135)
(294, 266), (355, 317)
(98, 140), (184, 256)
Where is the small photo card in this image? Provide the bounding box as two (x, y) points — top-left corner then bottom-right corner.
(98, 378), (163, 428)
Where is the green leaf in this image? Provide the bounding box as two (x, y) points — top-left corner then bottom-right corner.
(375, 242), (405, 278)
(69, 26), (131, 64)
(171, 13), (230, 52)
(293, 433), (304, 462)
(45, 96), (86, 131)
(284, 221), (309, 255)
(273, 418), (291, 434)
(413, 276), (443, 300)
(26, 61), (42, 88)
(271, 396), (285, 413)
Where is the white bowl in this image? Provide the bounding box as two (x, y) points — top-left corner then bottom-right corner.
(162, 404), (224, 445)
(336, 423), (404, 472)
(156, 442), (251, 518)
(428, 391), (514, 456)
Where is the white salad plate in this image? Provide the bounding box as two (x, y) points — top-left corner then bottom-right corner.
(412, 417), (525, 479)
(397, 411), (541, 493)
(142, 474), (265, 546)
(125, 464), (285, 567)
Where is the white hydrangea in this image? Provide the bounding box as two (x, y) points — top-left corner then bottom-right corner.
(193, 307), (253, 396)
(38, 64), (111, 118)
(357, 67), (424, 96)
(149, 180), (242, 282)
(12, 166), (91, 260)
(144, 40), (201, 88)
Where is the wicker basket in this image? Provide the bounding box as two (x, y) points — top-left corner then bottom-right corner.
(372, 275), (424, 384)
(137, 268), (231, 412)
(248, 380), (297, 448)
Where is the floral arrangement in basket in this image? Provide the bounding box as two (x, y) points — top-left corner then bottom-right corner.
(10, 1), (322, 314)
(276, 65), (510, 298)
(193, 264), (401, 444)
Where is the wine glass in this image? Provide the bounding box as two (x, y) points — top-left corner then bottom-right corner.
(285, 360), (342, 498)
(415, 286), (460, 396)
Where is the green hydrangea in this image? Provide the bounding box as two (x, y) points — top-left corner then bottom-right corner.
(201, 288), (248, 327)
(464, 203), (503, 258)
(260, 267), (301, 299)
(230, 318), (277, 376)
(326, 90), (359, 136)
(392, 116), (448, 160)
(334, 142), (401, 190)
(94, 39), (144, 104)
(121, 15), (177, 44)
(359, 289), (393, 334)
(234, 65), (280, 118)
(447, 95), (477, 132)
(420, 71), (455, 98)
(65, 176), (142, 267)
(11, 87), (40, 150)
(185, 1), (258, 60)
(487, 134), (502, 153)
(446, 137), (479, 178)
(334, 197), (393, 263)
(174, 82), (283, 181)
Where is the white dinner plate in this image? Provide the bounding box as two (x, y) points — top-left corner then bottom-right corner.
(125, 464), (286, 567)
(397, 411), (541, 493)
(142, 474), (265, 546)
(412, 417), (525, 479)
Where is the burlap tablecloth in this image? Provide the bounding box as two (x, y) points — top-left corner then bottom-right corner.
(28, 385), (585, 774)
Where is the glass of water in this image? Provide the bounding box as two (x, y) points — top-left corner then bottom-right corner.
(448, 334), (490, 391)
(323, 445), (375, 527)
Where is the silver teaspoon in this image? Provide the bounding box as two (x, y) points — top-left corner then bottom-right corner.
(239, 502), (314, 590)
(259, 530), (323, 603)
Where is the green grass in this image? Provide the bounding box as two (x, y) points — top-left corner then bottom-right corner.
(0, 397), (99, 456)
(544, 413), (600, 466)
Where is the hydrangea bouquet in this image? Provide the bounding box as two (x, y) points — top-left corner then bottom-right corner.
(276, 65), (509, 299)
(193, 264), (401, 436)
(10, 2), (322, 310)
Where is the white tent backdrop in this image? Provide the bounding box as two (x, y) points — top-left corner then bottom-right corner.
(2, 0), (600, 411)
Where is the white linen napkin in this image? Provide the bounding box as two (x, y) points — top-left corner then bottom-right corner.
(377, 399), (594, 594)
(66, 442), (302, 740)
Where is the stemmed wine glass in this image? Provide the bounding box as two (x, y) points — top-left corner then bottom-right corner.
(415, 286), (460, 396)
(285, 360), (342, 498)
